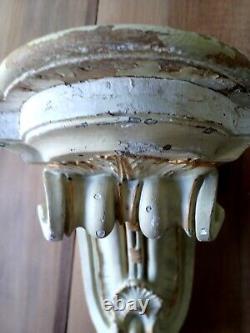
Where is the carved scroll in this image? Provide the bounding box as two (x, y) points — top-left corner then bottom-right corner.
(0, 25), (249, 332)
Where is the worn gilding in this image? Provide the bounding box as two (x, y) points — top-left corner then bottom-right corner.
(0, 25), (250, 332)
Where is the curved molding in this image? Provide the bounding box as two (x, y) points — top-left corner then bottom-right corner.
(0, 25), (249, 332)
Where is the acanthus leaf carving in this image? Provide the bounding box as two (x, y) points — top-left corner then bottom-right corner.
(0, 25), (249, 332)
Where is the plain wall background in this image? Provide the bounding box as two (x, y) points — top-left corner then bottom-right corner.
(0, 1), (250, 332)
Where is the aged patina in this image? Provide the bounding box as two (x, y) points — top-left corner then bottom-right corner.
(0, 25), (250, 332)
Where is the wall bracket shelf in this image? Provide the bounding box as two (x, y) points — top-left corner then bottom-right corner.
(0, 25), (250, 332)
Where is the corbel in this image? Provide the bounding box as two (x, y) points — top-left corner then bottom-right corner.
(0, 25), (250, 332)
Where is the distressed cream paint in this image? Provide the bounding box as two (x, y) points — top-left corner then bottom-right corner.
(0, 25), (250, 332)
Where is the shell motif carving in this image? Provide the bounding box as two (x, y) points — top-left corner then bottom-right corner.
(0, 25), (249, 332)
(38, 156), (223, 332)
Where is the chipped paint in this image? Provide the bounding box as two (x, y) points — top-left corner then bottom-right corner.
(0, 24), (250, 101)
(0, 25), (249, 333)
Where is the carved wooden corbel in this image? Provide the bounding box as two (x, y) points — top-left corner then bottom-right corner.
(0, 25), (250, 332)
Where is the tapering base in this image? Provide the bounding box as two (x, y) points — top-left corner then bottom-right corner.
(0, 25), (249, 333)
(77, 227), (194, 333)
